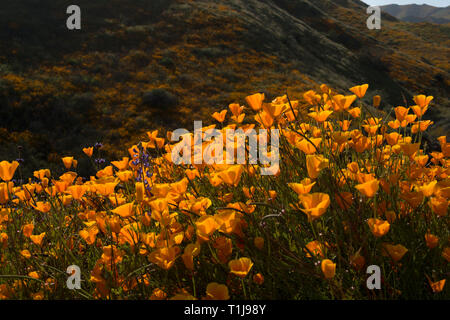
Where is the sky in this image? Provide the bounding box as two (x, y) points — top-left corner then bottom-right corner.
(361, 0), (449, 7)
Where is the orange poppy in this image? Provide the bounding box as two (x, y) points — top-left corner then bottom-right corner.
(355, 179), (379, 198)
(195, 215), (217, 242)
(111, 157), (129, 171)
(413, 95), (433, 109)
(111, 202), (135, 218)
(428, 278), (446, 293)
(61, 157), (74, 170)
(217, 165), (244, 187)
(298, 193), (330, 221)
(83, 147), (94, 157)
(229, 257), (254, 278)
(296, 138), (321, 154)
(349, 84), (369, 98)
(308, 110), (333, 123)
(212, 110), (227, 123)
(205, 283), (229, 300)
(425, 234), (439, 249)
(246, 93), (265, 111)
(306, 154), (329, 179)
(367, 218), (390, 237)
(382, 243), (408, 262)
(288, 178), (316, 195)
(373, 95), (381, 108)
(0, 161), (19, 182)
(321, 259), (336, 279)
(30, 232), (46, 246)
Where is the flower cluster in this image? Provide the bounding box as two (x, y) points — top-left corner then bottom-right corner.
(0, 84), (448, 300)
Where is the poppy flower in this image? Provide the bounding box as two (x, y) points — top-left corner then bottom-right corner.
(394, 107), (409, 122)
(246, 93), (264, 111)
(429, 197), (448, 217)
(0, 233), (8, 249)
(31, 201), (51, 213)
(94, 182), (118, 197)
(296, 138), (322, 154)
(298, 193), (330, 221)
(0, 161), (19, 182)
(149, 288), (167, 300)
(212, 110), (227, 123)
(442, 247), (450, 262)
(338, 120), (352, 131)
(33, 169), (50, 181)
(382, 243), (408, 262)
(79, 225), (99, 245)
(355, 179), (379, 198)
(229, 257), (254, 278)
(111, 202), (134, 218)
(411, 105), (428, 118)
(214, 210), (242, 236)
(304, 90), (321, 105)
(416, 180), (437, 197)
(367, 218), (390, 237)
(332, 95), (356, 111)
(22, 223), (34, 237)
(181, 242), (201, 270)
(306, 154), (329, 179)
(413, 95), (433, 109)
(384, 132), (401, 146)
(196, 215), (218, 242)
(229, 103), (243, 117)
(111, 157), (129, 171)
(321, 259), (336, 279)
(148, 246), (180, 270)
(205, 283), (229, 300)
(411, 120), (433, 133)
(350, 84), (369, 98)
(425, 234), (439, 249)
(263, 103), (285, 119)
(254, 237), (264, 250)
(61, 157), (74, 170)
(347, 107), (361, 118)
(83, 147), (94, 157)
(30, 232), (46, 246)
(308, 110), (333, 123)
(21, 249), (32, 259)
(373, 95), (381, 108)
(67, 185), (86, 200)
(428, 278), (446, 293)
(305, 240), (326, 258)
(217, 165), (244, 187)
(253, 273), (264, 285)
(288, 178), (316, 195)
(254, 111), (274, 128)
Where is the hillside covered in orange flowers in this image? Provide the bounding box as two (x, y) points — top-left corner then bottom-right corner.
(0, 0), (448, 177)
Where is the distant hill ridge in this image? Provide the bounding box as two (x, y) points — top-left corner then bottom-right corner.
(381, 4), (450, 24)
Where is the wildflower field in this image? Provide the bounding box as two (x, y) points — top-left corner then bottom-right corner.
(0, 84), (448, 300)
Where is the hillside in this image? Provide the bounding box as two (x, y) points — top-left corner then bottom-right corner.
(381, 4), (450, 24)
(0, 0), (448, 177)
